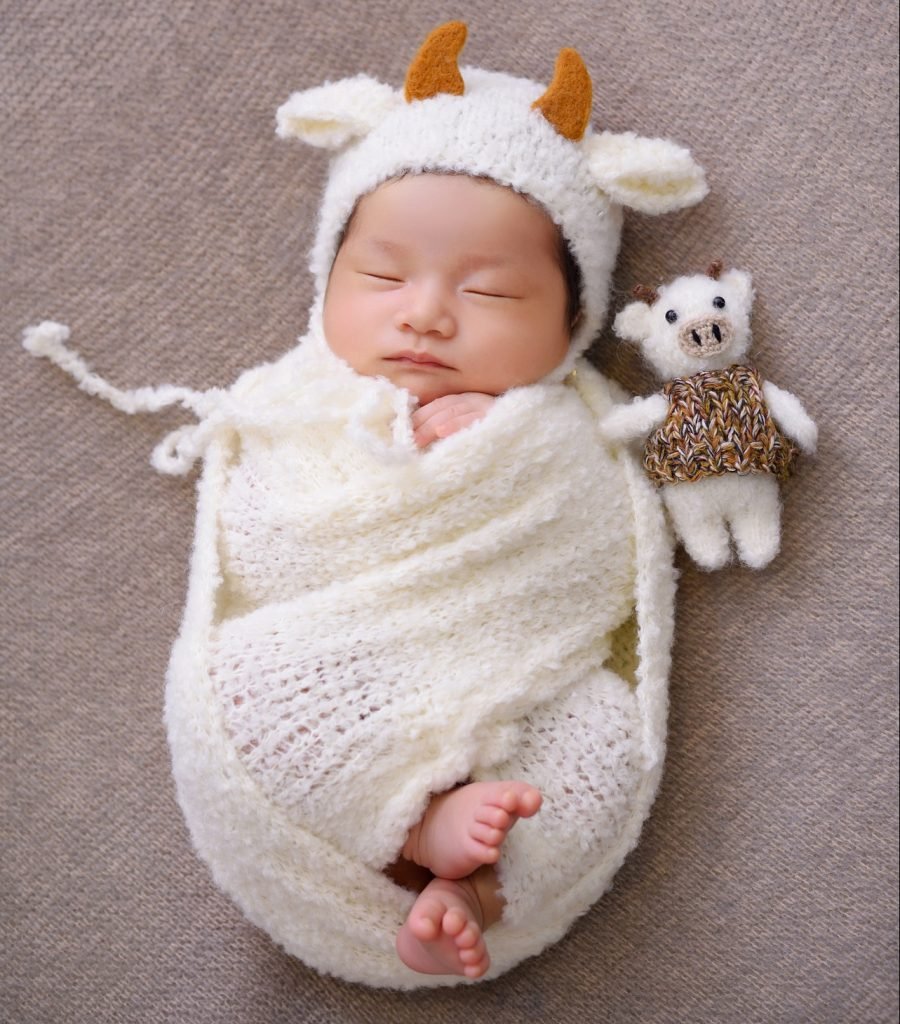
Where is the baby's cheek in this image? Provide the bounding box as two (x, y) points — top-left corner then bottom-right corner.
(491, 334), (569, 389)
(323, 297), (370, 368)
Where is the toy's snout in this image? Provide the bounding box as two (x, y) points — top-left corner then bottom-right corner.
(677, 316), (733, 357)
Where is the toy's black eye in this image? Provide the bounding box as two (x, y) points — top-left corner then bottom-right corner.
(665, 310), (678, 323)
(712, 296), (726, 309)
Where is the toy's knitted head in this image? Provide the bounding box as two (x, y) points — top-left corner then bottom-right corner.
(277, 21), (708, 377)
(614, 262), (755, 379)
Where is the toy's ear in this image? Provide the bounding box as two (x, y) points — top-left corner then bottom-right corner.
(276, 75), (401, 149)
(614, 300), (654, 342)
(720, 268), (754, 308)
(584, 131), (708, 214)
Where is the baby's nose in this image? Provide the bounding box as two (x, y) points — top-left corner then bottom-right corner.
(397, 283), (456, 338)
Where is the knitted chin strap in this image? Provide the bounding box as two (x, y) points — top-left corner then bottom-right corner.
(22, 321), (416, 472)
(22, 322), (223, 474)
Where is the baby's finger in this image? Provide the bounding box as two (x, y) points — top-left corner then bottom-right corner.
(413, 414), (446, 448)
(414, 405), (465, 447)
(411, 394), (465, 431)
(434, 411), (484, 439)
(415, 410), (483, 447)
(413, 402), (473, 446)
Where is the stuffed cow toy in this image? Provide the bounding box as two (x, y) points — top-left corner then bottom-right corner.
(605, 262), (817, 569)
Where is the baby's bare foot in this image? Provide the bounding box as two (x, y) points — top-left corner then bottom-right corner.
(395, 877), (490, 979)
(403, 781), (541, 880)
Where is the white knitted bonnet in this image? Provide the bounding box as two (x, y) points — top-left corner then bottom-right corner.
(276, 21), (708, 373)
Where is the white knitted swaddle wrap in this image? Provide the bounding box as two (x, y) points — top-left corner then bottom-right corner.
(160, 331), (676, 987)
(209, 333), (635, 867)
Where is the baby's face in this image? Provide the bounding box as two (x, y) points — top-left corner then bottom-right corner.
(322, 174), (571, 405)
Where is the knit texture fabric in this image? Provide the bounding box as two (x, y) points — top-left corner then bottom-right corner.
(160, 333), (677, 987)
(213, 337), (635, 867)
(643, 364), (799, 486)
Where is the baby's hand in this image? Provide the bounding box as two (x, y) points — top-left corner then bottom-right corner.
(412, 393), (496, 448)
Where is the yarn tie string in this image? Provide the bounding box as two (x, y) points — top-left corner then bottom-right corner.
(22, 321), (418, 472)
(22, 321), (232, 475)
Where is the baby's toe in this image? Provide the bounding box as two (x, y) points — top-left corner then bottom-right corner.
(463, 836), (500, 865)
(496, 788), (521, 813)
(409, 898), (444, 941)
(469, 822), (504, 847)
(458, 942), (485, 965)
(452, 921), (482, 951)
(475, 805), (511, 830)
(513, 784), (542, 817)
(462, 948), (490, 979)
(441, 906), (468, 938)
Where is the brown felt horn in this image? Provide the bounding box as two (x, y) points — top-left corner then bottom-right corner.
(707, 260), (724, 280)
(532, 48), (593, 141)
(632, 283), (659, 305)
(404, 21), (467, 102)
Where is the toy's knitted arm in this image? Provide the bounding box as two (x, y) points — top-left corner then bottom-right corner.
(598, 393), (668, 443)
(762, 381), (818, 455)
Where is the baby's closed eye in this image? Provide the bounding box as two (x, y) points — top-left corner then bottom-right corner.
(361, 271), (405, 284)
(461, 277), (523, 300)
(463, 288), (521, 300)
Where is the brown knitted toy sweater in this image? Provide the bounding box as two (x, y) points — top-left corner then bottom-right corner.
(643, 364), (798, 486)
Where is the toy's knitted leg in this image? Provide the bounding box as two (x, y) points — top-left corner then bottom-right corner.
(663, 479), (731, 569)
(727, 474), (782, 568)
(476, 668), (642, 926)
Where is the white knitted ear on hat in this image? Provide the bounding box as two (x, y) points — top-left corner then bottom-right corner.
(276, 75), (401, 150)
(585, 132), (708, 214)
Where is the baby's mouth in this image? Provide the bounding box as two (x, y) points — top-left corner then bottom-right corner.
(386, 351), (453, 369)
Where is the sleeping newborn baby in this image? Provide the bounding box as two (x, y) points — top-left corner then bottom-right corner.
(214, 170), (636, 980)
(23, 23), (707, 987)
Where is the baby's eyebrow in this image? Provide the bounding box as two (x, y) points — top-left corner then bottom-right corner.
(456, 253), (512, 274)
(361, 238), (407, 257)
(358, 238), (518, 273)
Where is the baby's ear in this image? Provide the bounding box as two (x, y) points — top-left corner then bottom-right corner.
(584, 131), (708, 214)
(720, 268), (754, 309)
(276, 75), (401, 149)
(613, 300), (654, 343)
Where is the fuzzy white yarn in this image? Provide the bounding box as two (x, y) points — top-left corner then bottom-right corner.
(161, 332), (676, 987)
(210, 333), (636, 862)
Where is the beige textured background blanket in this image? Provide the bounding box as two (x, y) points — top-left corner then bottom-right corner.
(4, 1), (897, 1021)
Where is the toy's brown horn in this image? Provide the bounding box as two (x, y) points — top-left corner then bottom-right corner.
(532, 48), (593, 141)
(707, 260), (724, 280)
(404, 21), (467, 103)
(632, 283), (659, 305)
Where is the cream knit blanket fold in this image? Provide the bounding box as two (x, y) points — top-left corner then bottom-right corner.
(205, 336), (637, 869)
